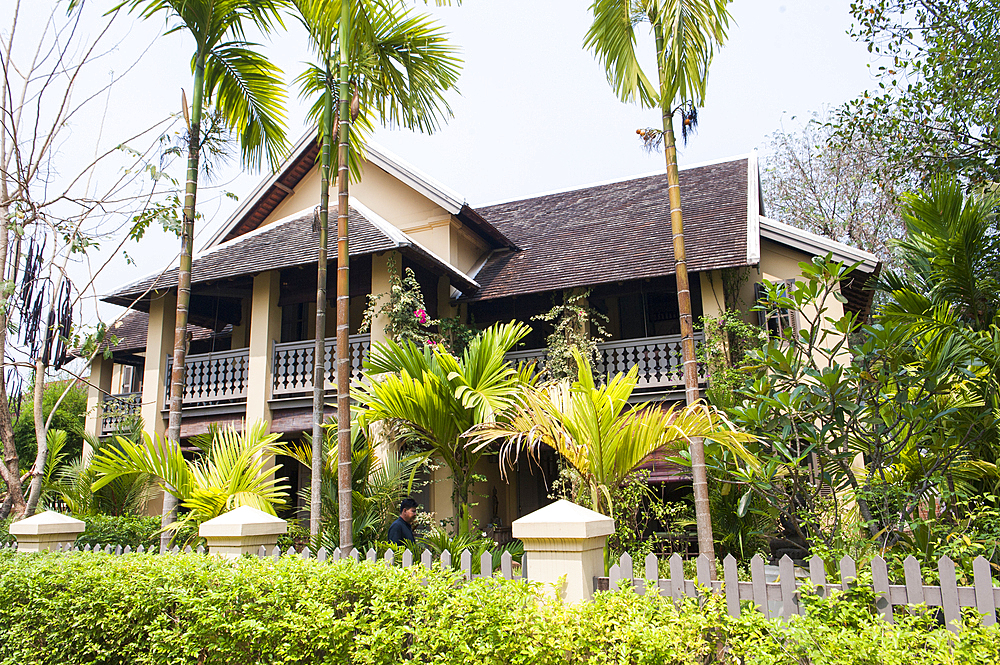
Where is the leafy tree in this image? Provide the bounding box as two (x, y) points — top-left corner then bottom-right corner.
(715, 256), (994, 556)
(585, 0), (733, 562)
(88, 0), (292, 546)
(471, 348), (755, 518)
(355, 321), (531, 535)
(835, 0), (1000, 184)
(12, 380), (87, 469)
(763, 112), (909, 269)
(2, 2), (183, 520)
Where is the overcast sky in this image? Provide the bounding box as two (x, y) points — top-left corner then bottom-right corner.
(4, 1), (878, 323)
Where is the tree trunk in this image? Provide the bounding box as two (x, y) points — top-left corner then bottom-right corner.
(311, 79), (334, 540)
(654, 21), (715, 568)
(23, 359), (48, 516)
(0, 211), (25, 520)
(336, 0), (354, 555)
(162, 54), (206, 551)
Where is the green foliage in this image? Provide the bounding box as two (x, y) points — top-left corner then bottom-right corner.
(13, 379), (87, 467)
(604, 471), (694, 562)
(48, 428), (155, 518)
(0, 551), (997, 664)
(698, 312), (766, 410)
(473, 348), (755, 516)
(716, 254), (996, 556)
(89, 421), (288, 542)
(74, 515), (162, 550)
(836, 0), (1000, 184)
(284, 416), (428, 550)
(361, 254), (439, 346)
(532, 289), (609, 380)
(356, 321), (531, 535)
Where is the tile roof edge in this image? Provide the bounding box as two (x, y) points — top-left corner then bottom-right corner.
(760, 216), (880, 271)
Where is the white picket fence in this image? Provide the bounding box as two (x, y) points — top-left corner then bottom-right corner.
(603, 551), (1000, 633)
(0, 539), (525, 581)
(3, 539), (998, 633)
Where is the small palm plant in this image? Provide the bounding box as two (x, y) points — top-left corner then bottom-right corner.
(284, 416), (428, 550)
(470, 349), (756, 517)
(89, 420), (288, 541)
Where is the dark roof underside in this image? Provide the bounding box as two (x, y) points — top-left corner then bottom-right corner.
(465, 158), (750, 301)
(105, 210), (395, 307)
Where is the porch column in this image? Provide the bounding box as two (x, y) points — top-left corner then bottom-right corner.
(141, 290), (176, 438)
(245, 270), (281, 428)
(83, 354), (113, 454)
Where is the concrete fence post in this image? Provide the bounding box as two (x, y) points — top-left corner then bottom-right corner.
(512, 499), (615, 602)
(9, 511), (86, 552)
(199, 506), (287, 559)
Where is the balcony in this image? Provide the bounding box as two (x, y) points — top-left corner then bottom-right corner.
(272, 334), (371, 399)
(160, 334), (371, 412)
(506, 333), (706, 392)
(99, 392), (142, 437)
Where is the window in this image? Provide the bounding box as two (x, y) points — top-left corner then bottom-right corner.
(755, 279), (798, 339)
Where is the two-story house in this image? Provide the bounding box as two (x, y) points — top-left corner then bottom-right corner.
(85, 131), (880, 528)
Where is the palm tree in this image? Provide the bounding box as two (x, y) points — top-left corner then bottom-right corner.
(292, 0), (460, 549)
(354, 321), (531, 535)
(470, 349), (755, 516)
(284, 416), (428, 549)
(88, 421), (289, 545)
(585, 0), (732, 561)
(85, 0), (292, 549)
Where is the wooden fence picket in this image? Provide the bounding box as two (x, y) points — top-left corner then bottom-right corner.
(973, 556), (996, 626)
(938, 556), (961, 633)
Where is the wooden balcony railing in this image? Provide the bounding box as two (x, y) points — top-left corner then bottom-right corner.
(100, 392), (142, 437)
(506, 333), (706, 390)
(272, 334), (370, 399)
(165, 347), (250, 408)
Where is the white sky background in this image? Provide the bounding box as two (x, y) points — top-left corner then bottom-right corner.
(3, 1), (877, 327)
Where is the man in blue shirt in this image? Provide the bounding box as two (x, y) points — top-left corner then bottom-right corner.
(387, 497), (418, 544)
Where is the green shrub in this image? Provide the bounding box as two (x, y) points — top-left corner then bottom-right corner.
(0, 551), (997, 664)
(13, 380), (87, 467)
(75, 515), (161, 550)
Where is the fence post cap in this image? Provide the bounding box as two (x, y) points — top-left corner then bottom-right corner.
(512, 499), (614, 540)
(199, 506), (287, 538)
(9, 511), (85, 536)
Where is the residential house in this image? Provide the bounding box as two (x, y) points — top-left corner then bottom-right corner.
(85, 132), (880, 530)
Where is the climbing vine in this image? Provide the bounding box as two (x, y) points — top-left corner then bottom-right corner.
(533, 289), (609, 380)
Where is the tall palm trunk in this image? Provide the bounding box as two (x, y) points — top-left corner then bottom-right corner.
(162, 54), (205, 551)
(336, 0), (354, 554)
(311, 80), (334, 540)
(654, 21), (715, 565)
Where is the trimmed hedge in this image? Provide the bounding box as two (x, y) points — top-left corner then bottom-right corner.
(0, 551), (997, 664)
(75, 515), (161, 549)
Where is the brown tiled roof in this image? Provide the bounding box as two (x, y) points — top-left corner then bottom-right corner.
(464, 158), (750, 301)
(104, 209), (398, 307)
(102, 310), (220, 354)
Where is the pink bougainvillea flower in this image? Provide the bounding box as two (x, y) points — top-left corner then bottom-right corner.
(414, 308), (428, 324)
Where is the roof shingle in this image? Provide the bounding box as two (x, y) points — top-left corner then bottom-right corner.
(465, 158), (750, 301)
